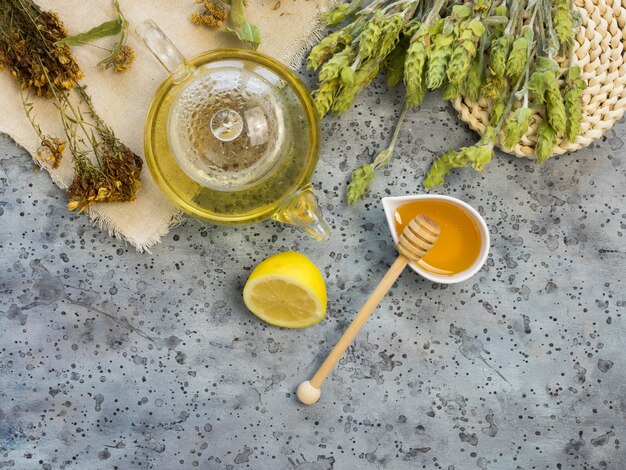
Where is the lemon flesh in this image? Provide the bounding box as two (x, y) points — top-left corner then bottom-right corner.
(243, 252), (326, 328)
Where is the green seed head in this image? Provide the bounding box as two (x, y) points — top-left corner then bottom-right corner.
(489, 36), (510, 80)
(447, 19), (485, 85)
(377, 14), (404, 58)
(535, 119), (557, 164)
(347, 164), (376, 204)
(462, 53), (483, 102)
(553, 0), (574, 47)
(404, 37), (427, 107)
(564, 66), (586, 141)
(503, 107), (533, 148)
(313, 78), (340, 117)
(358, 15), (384, 61)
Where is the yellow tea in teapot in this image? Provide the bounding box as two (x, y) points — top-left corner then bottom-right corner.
(394, 199), (482, 275)
(140, 22), (330, 239)
(148, 55), (320, 222)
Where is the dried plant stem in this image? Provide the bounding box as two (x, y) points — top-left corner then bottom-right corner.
(0, 0), (142, 213)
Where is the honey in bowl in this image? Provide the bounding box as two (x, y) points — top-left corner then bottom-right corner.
(394, 199), (482, 276)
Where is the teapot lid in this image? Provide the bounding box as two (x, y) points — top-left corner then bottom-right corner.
(168, 54), (300, 191)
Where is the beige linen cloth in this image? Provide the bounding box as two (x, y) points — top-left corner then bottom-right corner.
(0, 0), (336, 251)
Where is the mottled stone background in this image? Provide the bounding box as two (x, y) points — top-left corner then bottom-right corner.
(1, 69), (624, 470)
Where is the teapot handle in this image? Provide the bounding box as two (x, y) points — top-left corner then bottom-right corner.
(273, 185), (331, 241)
(136, 20), (193, 84)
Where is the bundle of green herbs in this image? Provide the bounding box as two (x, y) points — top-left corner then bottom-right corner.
(0, 0), (142, 213)
(308, 0), (585, 203)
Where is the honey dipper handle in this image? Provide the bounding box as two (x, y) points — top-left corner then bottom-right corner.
(297, 214), (440, 405)
(310, 255), (409, 389)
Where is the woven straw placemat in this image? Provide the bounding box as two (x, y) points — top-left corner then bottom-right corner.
(453, 0), (626, 158)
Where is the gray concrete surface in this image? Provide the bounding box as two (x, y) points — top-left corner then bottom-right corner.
(1, 72), (625, 469)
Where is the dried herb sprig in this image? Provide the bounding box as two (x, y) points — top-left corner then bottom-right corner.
(56, 0), (135, 73)
(308, 0), (586, 199)
(192, 0), (261, 49)
(67, 86), (142, 212)
(191, 0), (229, 28)
(423, 126), (496, 189)
(0, 0), (142, 213)
(0, 0), (83, 97)
(563, 65), (585, 141)
(347, 103), (409, 204)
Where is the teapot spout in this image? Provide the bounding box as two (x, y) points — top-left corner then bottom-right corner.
(273, 185), (331, 241)
(136, 20), (192, 84)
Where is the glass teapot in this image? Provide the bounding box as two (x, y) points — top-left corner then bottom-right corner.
(137, 21), (330, 240)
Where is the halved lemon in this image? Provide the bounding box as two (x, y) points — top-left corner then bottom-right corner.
(243, 252), (327, 328)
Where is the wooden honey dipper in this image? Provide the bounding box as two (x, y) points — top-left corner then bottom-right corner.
(297, 214), (441, 405)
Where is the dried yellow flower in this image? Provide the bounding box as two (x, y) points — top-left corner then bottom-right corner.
(36, 136), (66, 168)
(0, 5), (83, 97)
(191, 1), (229, 29)
(110, 45), (136, 73)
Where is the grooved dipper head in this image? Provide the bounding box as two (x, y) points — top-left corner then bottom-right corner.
(397, 214), (441, 262)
